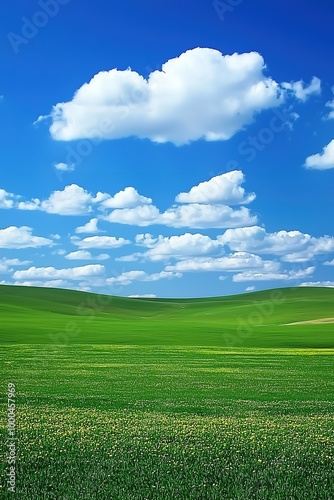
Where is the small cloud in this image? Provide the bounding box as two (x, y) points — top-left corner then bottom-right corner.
(65, 250), (109, 261)
(0, 226), (53, 249)
(33, 114), (49, 125)
(71, 235), (131, 249)
(54, 162), (75, 172)
(246, 286), (255, 291)
(128, 294), (157, 298)
(75, 218), (102, 234)
(18, 184), (108, 216)
(305, 139), (334, 170)
(299, 281), (334, 288)
(282, 77), (321, 101)
(175, 171), (255, 205)
(14, 264), (105, 281)
(102, 187), (152, 209)
(107, 270), (182, 286)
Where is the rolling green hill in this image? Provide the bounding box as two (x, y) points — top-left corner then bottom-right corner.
(1, 284), (333, 347)
(2, 284), (334, 498)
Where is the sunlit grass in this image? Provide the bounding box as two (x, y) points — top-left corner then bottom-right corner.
(1, 285), (334, 498)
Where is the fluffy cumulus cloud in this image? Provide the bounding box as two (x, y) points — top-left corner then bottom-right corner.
(105, 203), (256, 229)
(134, 232), (220, 261)
(106, 270), (182, 286)
(65, 250), (109, 261)
(14, 264), (105, 281)
(104, 205), (160, 226)
(159, 204), (256, 229)
(3, 171), (257, 230)
(166, 252), (279, 273)
(17, 184), (110, 216)
(175, 171), (255, 205)
(102, 171), (257, 229)
(40, 48), (301, 145)
(71, 235), (131, 249)
(282, 77), (321, 101)
(75, 218), (102, 234)
(233, 266), (315, 282)
(218, 226), (334, 262)
(305, 139), (334, 170)
(0, 226), (53, 249)
(101, 187), (152, 209)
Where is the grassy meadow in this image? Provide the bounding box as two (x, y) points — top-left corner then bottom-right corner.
(1, 285), (334, 498)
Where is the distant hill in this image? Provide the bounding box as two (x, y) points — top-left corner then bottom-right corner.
(0, 285), (333, 348)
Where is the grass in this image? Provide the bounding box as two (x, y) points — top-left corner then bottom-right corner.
(1, 285), (334, 498)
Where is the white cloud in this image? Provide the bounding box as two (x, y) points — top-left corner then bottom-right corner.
(103, 171), (257, 228)
(324, 259), (334, 266)
(246, 286), (255, 291)
(65, 250), (109, 261)
(106, 270), (182, 286)
(166, 252), (279, 273)
(17, 184), (109, 215)
(0, 258), (31, 274)
(135, 232), (220, 261)
(128, 294), (157, 298)
(305, 139), (334, 170)
(219, 226), (334, 262)
(0, 226), (53, 249)
(102, 187), (152, 209)
(115, 254), (141, 262)
(105, 205), (161, 226)
(0, 189), (17, 209)
(233, 266), (315, 282)
(282, 77), (321, 101)
(54, 162), (75, 172)
(14, 264), (105, 281)
(43, 48), (291, 145)
(105, 203), (256, 229)
(299, 281), (334, 288)
(75, 218), (102, 234)
(1, 258), (31, 267)
(175, 171), (255, 205)
(159, 204), (257, 229)
(71, 235), (131, 249)
(14, 279), (69, 288)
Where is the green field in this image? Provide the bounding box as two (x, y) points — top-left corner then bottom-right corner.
(1, 285), (334, 498)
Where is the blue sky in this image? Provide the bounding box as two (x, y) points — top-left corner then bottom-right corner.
(1, 0), (334, 298)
